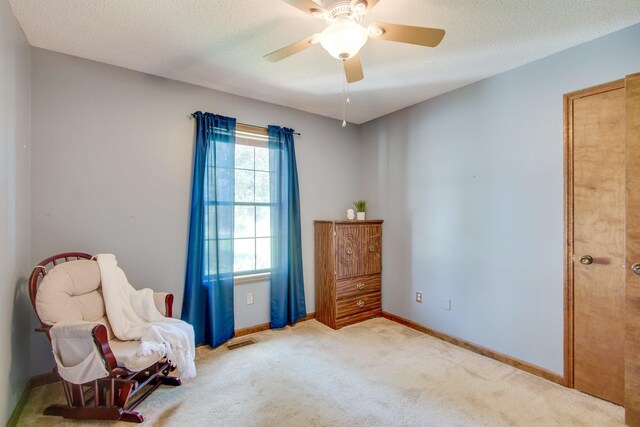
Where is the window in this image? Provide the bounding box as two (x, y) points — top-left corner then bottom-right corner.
(233, 125), (272, 277)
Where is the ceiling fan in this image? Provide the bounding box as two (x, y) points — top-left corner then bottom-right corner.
(264, 0), (446, 83)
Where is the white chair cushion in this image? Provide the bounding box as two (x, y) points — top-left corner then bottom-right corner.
(36, 260), (106, 326)
(37, 259), (169, 371)
(109, 339), (164, 372)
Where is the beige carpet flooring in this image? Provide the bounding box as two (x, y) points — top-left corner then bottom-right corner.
(17, 318), (623, 426)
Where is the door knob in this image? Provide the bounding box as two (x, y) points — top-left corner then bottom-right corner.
(579, 255), (593, 265)
(632, 263), (640, 275)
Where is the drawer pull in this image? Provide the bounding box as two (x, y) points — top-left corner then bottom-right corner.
(356, 300), (365, 308)
(369, 245), (375, 252)
(356, 283), (365, 290)
(346, 247), (352, 255)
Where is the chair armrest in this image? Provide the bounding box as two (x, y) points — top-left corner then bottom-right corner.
(153, 292), (174, 318)
(92, 322), (118, 371)
(50, 321), (117, 373)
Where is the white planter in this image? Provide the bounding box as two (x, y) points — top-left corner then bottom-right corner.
(356, 212), (366, 220)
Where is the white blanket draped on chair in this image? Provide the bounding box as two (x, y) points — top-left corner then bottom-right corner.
(97, 254), (197, 379)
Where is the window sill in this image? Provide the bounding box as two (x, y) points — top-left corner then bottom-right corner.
(234, 273), (270, 285)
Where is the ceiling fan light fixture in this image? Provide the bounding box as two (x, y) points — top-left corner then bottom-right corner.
(367, 25), (385, 37)
(320, 20), (368, 60)
(351, 0), (368, 14)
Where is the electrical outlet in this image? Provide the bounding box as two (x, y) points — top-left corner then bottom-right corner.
(442, 298), (451, 311)
(246, 292), (254, 305)
(416, 292), (422, 303)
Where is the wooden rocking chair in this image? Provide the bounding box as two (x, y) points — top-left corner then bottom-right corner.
(29, 252), (182, 423)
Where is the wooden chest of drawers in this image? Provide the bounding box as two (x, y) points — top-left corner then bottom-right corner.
(314, 220), (383, 329)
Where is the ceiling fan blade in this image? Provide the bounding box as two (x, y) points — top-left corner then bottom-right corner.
(369, 22), (445, 47)
(264, 34), (319, 62)
(281, 0), (328, 18)
(344, 54), (364, 83)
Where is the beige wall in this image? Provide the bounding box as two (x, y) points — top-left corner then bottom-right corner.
(0, 0), (32, 423)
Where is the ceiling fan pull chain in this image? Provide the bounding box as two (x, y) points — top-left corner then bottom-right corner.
(342, 101), (347, 127)
(342, 60), (348, 127)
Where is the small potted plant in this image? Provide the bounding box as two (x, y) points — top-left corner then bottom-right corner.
(353, 200), (367, 220)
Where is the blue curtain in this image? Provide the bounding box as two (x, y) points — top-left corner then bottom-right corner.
(182, 112), (236, 347)
(268, 126), (306, 328)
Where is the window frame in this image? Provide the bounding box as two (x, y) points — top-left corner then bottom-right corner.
(232, 124), (272, 284)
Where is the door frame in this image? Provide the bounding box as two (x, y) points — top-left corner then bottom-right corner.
(563, 78), (626, 388)
(624, 72), (640, 426)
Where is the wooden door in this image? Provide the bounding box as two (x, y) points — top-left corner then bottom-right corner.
(335, 225), (361, 279)
(625, 73), (640, 426)
(362, 224), (382, 275)
(568, 82), (626, 405)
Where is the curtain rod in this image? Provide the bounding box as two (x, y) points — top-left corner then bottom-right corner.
(189, 113), (300, 136)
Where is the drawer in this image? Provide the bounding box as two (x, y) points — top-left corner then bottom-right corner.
(335, 308), (382, 329)
(336, 291), (381, 320)
(336, 274), (381, 300)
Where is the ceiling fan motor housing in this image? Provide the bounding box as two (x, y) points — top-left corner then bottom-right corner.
(319, 0), (367, 23)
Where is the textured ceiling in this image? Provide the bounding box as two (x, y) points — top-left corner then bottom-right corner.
(9, 0), (640, 124)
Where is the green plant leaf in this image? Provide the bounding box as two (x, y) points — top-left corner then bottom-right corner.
(353, 200), (367, 212)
